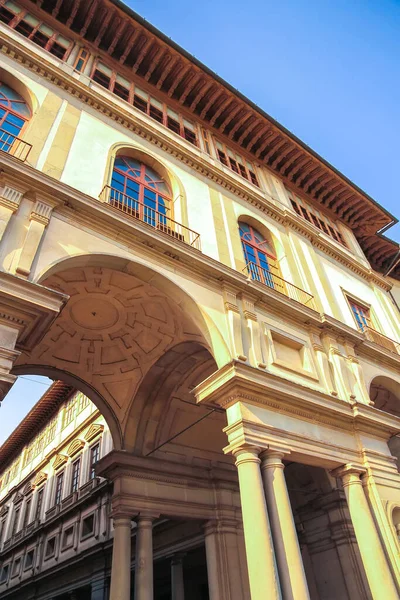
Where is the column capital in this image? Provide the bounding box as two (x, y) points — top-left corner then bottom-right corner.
(233, 444), (261, 467)
(136, 512), (158, 527)
(330, 463), (366, 487)
(112, 514), (132, 527)
(259, 448), (289, 470)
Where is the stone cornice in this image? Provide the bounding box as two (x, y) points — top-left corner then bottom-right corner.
(194, 361), (400, 440)
(0, 29), (391, 291)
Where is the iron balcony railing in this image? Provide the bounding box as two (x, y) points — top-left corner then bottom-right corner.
(99, 185), (201, 250)
(244, 261), (317, 311)
(364, 326), (400, 355)
(0, 128), (32, 162)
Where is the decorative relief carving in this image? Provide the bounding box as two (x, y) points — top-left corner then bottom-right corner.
(53, 454), (68, 470)
(30, 200), (54, 226)
(16, 267), (203, 425)
(32, 471), (47, 488)
(85, 423), (104, 443)
(67, 439), (85, 457)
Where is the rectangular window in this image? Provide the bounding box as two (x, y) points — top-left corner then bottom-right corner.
(35, 487), (44, 521)
(349, 299), (370, 333)
(22, 498), (31, 528)
(70, 459), (80, 493)
(81, 514), (95, 539)
(11, 557), (21, 577)
(0, 518), (6, 543)
(89, 444), (100, 480)
(73, 47), (89, 73)
(63, 397), (76, 427)
(288, 190), (347, 247)
(44, 536), (56, 558)
(214, 139), (259, 186)
(77, 393), (90, 413)
(0, 564), (9, 583)
(24, 549), (34, 570)
(11, 507), (20, 537)
(54, 472), (64, 505)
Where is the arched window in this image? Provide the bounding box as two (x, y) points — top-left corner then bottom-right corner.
(110, 156), (171, 226)
(239, 222), (280, 289)
(0, 82), (31, 152)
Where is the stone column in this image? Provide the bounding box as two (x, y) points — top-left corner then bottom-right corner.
(134, 515), (154, 600)
(332, 464), (398, 600)
(260, 452), (310, 600)
(109, 515), (132, 600)
(171, 554), (185, 600)
(234, 446), (281, 600)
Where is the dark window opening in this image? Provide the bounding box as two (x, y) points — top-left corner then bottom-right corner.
(92, 69), (111, 88)
(0, 7), (15, 24)
(81, 514), (95, 539)
(149, 105), (163, 123)
(48, 41), (67, 59)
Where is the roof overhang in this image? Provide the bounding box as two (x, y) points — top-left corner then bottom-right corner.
(17, 0), (400, 279)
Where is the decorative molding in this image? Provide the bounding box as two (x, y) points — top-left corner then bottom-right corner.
(32, 471), (47, 488)
(53, 454), (68, 471)
(13, 491), (23, 505)
(23, 481), (33, 495)
(30, 200), (54, 226)
(0, 503), (9, 516)
(66, 439), (85, 458)
(85, 423), (104, 443)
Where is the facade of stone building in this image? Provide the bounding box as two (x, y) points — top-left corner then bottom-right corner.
(0, 0), (399, 599)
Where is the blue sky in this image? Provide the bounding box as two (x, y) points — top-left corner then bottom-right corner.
(1, 0), (399, 445)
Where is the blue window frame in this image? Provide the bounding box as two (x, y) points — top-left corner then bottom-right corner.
(239, 223), (277, 288)
(0, 82), (30, 153)
(110, 157), (171, 226)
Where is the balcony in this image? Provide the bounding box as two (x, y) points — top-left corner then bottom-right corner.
(0, 129), (32, 162)
(99, 186), (201, 250)
(364, 326), (400, 355)
(244, 262), (317, 311)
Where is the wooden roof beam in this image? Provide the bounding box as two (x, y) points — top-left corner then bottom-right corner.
(108, 19), (129, 55)
(119, 27), (141, 64)
(81, 0), (98, 36)
(167, 63), (192, 98)
(66, 0), (81, 27)
(199, 89), (224, 120)
(189, 80), (215, 111)
(260, 136), (287, 161)
(302, 168), (325, 191)
(270, 144), (292, 169)
(209, 96), (234, 127)
(227, 110), (253, 138)
(311, 176), (336, 198)
(246, 126), (273, 153)
(179, 72), (203, 104)
(218, 104), (244, 133)
(156, 54), (178, 89)
(298, 165), (320, 187)
(94, 9), (115, 47)
(237, 120), (259, 145)
(132, 36), (155, 73)
(321, 183), (345, 203)
(52, 0), (63, 19)
(287, 156), (312, 181)
(279, 149), (302, 174)
(328, 189), (353, 211)
(144, 45), (166, 81)
(336, 195), (358, 218)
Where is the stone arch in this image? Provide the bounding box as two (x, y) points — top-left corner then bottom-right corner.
(0, 65), (37, 116)
(17, 255), (229, 450)
(102, 142), (188, 224)
(33, 253), (230, 367)
(125, 340), (222, 454)
(12, 364), (123, 451)
(370, 376), (400, 417)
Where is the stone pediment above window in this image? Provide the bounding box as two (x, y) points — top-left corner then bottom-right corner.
(85, 424), (104, 443)
(23, 481), (34, 495)
(32, 471), (48, 488)
(53, 454), (68, 471)
(0, 504), (9, 516)
(14, 492), (24, 505)
(67, 439), (85, 457)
